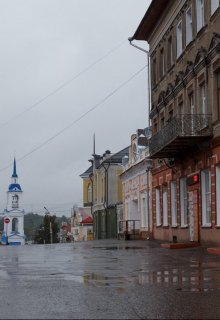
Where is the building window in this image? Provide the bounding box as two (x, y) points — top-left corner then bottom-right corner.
(201, 169), (211, 226)
(180, 177), (187, 226)
(12, 195), (19, 209)
(171, 181), (177, 226)
(186, 6), (193, 45)
(141, 193), (147, 228)
(156, 188), (161, 226)
(160, 115), (165, 128)
(167, 36), (173, 69)
(162, 185), (168, 226)
(189, 92), (195, 134)
(217, 70), (220, 120)
(12, 218), (18, 232)
(152, 58), (157, 86)
(189, 92), (195, 114)
(196, 0), (204, 32)
(211, 0), (219, 15)
(216, 166), (220, 226)
(199, 82), (206, 114)
(153, 120), (158, 134)
(88, 184), (92, 203)
(132, 143), (137, 162)
(176, 20), (183, 58)
(160, 48), (165, 78)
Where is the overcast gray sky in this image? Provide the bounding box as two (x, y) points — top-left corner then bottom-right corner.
(0, 0), (151, 217)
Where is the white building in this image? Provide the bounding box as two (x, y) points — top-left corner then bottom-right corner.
(1, 158), (25, 245)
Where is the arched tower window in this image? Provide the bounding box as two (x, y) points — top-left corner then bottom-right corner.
(12, 218), (18, 232)
(12, 195), (19, 209)
(88, 184), (92, 204)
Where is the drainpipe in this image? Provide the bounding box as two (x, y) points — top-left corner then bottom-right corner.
(128, 38), (151, 129)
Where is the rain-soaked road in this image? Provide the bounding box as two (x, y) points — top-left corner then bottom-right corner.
(0, 240), (220, 319)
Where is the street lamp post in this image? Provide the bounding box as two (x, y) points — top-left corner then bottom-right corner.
(128, 38), (151, 129)
(44, 206), (53, 244)
(101, 161), (110, 239)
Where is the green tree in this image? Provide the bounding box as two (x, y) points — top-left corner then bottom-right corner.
(34, 214), (59, 244)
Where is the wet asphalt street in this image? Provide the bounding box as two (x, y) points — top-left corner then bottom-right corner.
(0, 240), (220, 319)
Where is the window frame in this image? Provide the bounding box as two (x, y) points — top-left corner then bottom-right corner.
(171, 181), (177, 227)
(156, 188), (161, 226)
(176, 20), (183, 58)
(186, 6), (193, 45)
(216, 165), (220, 226)
(196, 0), (205, 32)
(180, 177), (188, 227)
(162, 185), (168, 226)
(167, 36), (173, 69)
(201, 169), (211, 226)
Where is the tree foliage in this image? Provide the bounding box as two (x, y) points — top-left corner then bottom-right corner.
(34, 214), (59, 244)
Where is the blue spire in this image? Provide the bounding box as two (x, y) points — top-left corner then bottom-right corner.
(12, 158), (18, 178)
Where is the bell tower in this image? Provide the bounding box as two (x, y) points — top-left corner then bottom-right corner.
(1, 158), (25, 245)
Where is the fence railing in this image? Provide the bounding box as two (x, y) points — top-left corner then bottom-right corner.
(149, 114), (212, 157)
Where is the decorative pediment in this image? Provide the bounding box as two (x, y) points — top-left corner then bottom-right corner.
(194, 47), (207, 65)
(208, 33), (220, 52)
(184, 61), (194, 76)
(175, 71), (184, 86)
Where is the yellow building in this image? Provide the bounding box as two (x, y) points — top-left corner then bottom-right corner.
(81, 147), (129, 239)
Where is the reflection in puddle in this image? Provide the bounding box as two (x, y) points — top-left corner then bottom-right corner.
(92, 246), (146, 251)
(83, 272), (127, 289)
(138, 268), (220, 292)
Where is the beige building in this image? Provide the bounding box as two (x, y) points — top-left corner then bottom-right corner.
(120, 129), (153, 240)
(130, 0), (220, 244)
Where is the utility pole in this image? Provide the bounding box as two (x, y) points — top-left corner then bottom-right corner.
(44, 206), (53, 244)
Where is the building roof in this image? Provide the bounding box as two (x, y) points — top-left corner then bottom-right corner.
(81, 216), (93, 225)
(130, 0), (171, 42)
(79, 165), (93, 178)
(98, 146), (129, 168)
(8, 183), (22, 192)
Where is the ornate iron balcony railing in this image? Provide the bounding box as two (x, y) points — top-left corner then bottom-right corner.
(149, 114), (213, 158)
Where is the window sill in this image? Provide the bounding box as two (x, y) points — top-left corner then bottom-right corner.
(201, 224), (212, 228)
(171, 225), (178, 228)
(180, 225), (188, 229)
(163, 225), (169, 228)
(156, 224), (162, 228)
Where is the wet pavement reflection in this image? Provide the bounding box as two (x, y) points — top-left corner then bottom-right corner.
(0, 240), (220, 319)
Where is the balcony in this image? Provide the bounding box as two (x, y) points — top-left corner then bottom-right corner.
(149, 114), (213, 158)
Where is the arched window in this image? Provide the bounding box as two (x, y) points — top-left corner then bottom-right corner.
(88, 184), (92, 203)
(12, 195), (19, 209)
(12, 218), (18, 233)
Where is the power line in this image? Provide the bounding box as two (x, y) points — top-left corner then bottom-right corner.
(0, 64), (147, 173)
(0, 40), (126, 129)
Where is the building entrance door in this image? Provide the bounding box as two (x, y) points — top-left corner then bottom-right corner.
(189, 190), (199, 242)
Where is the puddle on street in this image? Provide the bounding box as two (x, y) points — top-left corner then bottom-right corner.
(92, 246), (146, 251)
(138, 267), (220, 292)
